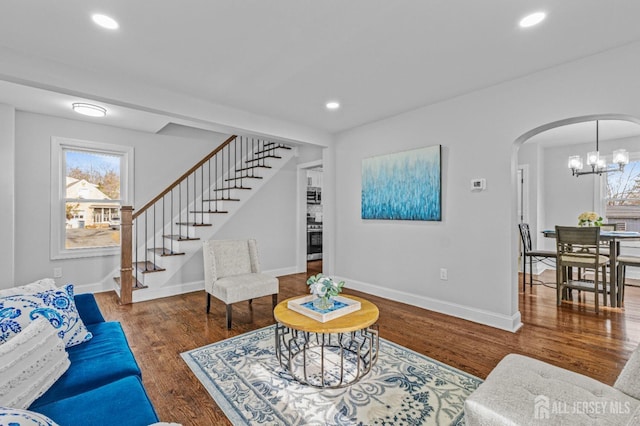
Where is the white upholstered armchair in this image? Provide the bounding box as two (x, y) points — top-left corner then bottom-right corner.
(202, 239), (279, 329)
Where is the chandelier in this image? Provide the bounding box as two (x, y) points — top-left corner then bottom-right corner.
(568, 120), (629, 177)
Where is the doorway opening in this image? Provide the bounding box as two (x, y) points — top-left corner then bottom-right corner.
(514, 114), (640, 293)
(306, 166), (323, 274)
(297, 159), (324, 275)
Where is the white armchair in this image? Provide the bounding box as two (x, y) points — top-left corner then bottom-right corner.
(202, 239), (279, 329)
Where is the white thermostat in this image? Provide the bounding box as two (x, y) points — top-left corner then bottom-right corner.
(471, 178), (486, 191)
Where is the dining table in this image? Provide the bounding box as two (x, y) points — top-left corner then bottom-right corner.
(542, 229), (640, 308)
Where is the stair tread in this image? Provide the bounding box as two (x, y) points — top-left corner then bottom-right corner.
(225, 176), (263, 181)
(113, 276), (148, 290)
(254, 146), (291, 155)
(263, 142), (291, 149)
(150, 248), (185, 256)
(163, 234), (201, 241)
(237, 165), (272, 172)
(211, 186), (252, 191)
(189, 210), (228, 214)
(173, 223), (212, 227)
(134, 261), (166, 273)
(246, 155), (281, 163)
(202, 198), (240, 202)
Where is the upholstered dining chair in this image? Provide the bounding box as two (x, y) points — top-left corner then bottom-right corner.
(517, 223), (556, 291)
(202, 239), (279, 329)
(555, 226), (609, 313)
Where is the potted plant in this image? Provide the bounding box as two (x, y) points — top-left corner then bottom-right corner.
(306, 273), (345, 310)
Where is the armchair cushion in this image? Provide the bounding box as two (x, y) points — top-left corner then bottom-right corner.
(208, 273), (279, 305)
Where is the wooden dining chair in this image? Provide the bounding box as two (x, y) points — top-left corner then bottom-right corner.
(617, 255), (640, 307)
(517, 223), (556, 291)
(555, 226), (609, 313)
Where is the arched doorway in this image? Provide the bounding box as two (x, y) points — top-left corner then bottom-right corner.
(513, 114), (640, 299)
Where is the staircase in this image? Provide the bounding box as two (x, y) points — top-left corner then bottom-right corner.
(113, 135), (294, 303)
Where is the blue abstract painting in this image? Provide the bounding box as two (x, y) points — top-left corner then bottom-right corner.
(361, 145), (441, 221)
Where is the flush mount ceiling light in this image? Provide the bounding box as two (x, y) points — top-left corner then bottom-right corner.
(92, 13), (119, 30)
(568, 120), (629, 177)
(519, 11), (546, 28)
(326, 101), (340, 110)
(72, 103), (107, 117)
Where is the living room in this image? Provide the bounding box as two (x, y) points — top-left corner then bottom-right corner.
(2, 2), (640, 425)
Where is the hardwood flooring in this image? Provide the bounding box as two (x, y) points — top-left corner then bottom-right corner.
(93, 266), (640, 425)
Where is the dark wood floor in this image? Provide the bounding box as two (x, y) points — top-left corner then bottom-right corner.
(94, 264), (640, 425)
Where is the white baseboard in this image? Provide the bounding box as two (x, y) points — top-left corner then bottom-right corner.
(132, 280), (204, 303)
(73, 265), (298, 302)
(337, 276), (523, 333)
(266, 266), (299, 278)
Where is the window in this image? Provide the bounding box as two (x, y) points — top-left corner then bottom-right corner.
(603, 154), (640, 232)
(51, 137), (133, 259)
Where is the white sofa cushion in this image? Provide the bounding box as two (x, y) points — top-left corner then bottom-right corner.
(0, 317), (70, 409)
(615, 344), (640, 400)
(0, 283), (92, 347)
(464, 354), (640, 425)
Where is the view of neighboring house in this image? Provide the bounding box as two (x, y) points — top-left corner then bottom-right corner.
(65, 177), (119, 229)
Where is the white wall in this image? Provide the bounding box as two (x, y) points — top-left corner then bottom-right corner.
(0, 104), (15, 287)
(331, 40), (640, 332)
(210, 156), (299, 273)
(11, 111), (227, 289)
(9, 111), (322, 292)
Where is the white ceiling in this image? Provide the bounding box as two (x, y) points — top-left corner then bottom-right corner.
(2, 1), (640, 138)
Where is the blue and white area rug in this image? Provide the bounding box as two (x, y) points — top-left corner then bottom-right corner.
(181, 326), (481, 425)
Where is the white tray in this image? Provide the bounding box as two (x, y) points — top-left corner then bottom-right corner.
(287, 295), (361, 323)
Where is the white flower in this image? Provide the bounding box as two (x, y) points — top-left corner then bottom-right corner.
(306, 273), (346, 298)
(309, 282), (327, 297)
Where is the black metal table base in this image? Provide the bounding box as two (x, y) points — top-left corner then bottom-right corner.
(274, 323), (379, 388)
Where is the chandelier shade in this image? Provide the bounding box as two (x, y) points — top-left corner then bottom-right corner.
(568, 120), (628, 177)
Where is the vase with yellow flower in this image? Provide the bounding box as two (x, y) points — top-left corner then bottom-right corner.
(578, 211), (603, 227)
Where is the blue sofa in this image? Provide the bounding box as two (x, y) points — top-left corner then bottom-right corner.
(28, 293), (160, 426)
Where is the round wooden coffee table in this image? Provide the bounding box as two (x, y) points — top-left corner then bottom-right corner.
(273, 295), (379, 388)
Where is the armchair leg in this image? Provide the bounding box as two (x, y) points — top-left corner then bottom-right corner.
(226, 304), (232, 329)
(206, 293), (211, 314)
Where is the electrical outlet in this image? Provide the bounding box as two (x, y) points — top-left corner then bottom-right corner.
(440, 268), (448, 280)
(53, 267), (63, 278)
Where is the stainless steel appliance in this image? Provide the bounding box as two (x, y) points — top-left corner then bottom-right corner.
(307, 223), (322, 260)
(307, 188), (321, 204)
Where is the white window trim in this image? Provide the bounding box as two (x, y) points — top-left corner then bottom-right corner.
(50, 137), (134, 260)
(598, 151), (640, 212)
(599, 151), (640, 248)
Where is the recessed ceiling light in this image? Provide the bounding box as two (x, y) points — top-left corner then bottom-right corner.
(72, 103), (107, 117)
(92, 13), (119, 30)
(326, 101), (340, 110)
(519, 11), (546, 28)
